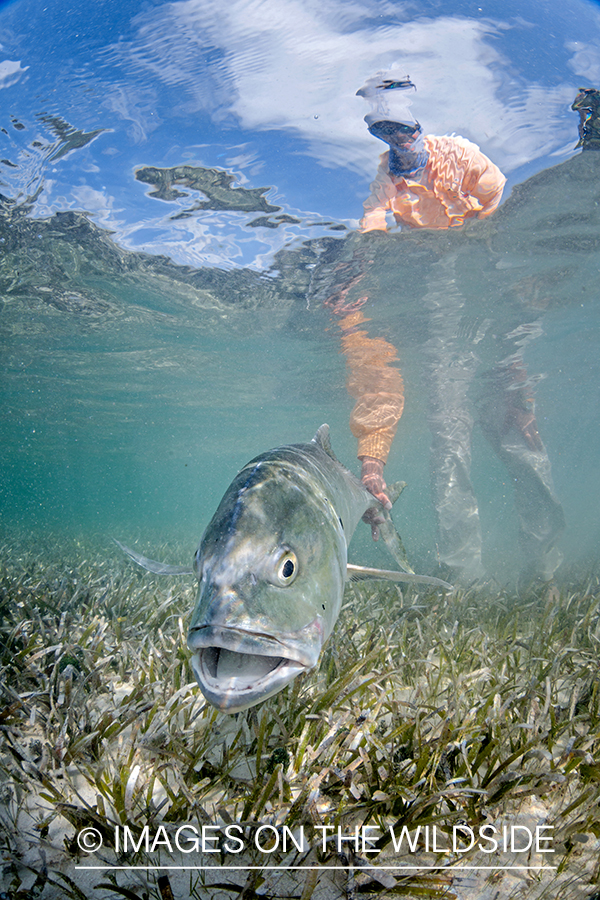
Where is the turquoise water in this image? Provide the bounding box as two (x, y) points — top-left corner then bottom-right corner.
(1, 0), (600, 582)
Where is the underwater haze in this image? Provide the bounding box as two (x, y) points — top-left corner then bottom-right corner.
(1, 0), (600, 579)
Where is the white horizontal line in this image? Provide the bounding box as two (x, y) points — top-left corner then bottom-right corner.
(75, 865), (557, 872)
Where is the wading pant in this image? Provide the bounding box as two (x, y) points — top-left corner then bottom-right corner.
(422, 256), (564, 582)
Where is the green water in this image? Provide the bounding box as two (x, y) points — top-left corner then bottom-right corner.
(2, 153), (600, 581)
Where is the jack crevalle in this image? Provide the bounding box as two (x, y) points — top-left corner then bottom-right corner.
(117, 425), (451, 712)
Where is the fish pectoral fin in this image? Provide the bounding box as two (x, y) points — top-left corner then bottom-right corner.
(114, 539), (194, 575)
(346, 564), (453, 591)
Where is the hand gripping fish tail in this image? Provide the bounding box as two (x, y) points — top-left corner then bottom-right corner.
(116, 425), (452, 713)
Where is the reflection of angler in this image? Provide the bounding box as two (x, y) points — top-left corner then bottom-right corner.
(357, 76), (505, 232)
(324, 74), (565, 583)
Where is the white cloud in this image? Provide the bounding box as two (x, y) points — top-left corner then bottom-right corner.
(69, 185), (122, 228)
(567, 39), (600, 83)
(0, 59), (28, 88)
(101, 83), (162, 144)
(113, 0), (578, 174)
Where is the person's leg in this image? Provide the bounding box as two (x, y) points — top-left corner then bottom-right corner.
(423, 256), (484, 582)
(479, 382), (565, 583)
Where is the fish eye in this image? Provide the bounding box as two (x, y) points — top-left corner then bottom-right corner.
(274, 550), (298, 586)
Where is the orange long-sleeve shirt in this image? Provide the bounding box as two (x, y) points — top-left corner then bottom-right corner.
(339, 311), (404, 462)
(360, 134), (506, 232)
(345, 135), (505, 463)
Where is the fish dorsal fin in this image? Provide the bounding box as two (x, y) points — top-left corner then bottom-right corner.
(312, 423), (336, 459)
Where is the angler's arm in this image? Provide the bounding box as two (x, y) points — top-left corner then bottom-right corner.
(338, 310), (404, 531)
(359, 153), (397, 232)
(462, 147), (506, 219)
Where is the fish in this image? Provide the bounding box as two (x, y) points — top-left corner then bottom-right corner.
(117, 425), (451, 713)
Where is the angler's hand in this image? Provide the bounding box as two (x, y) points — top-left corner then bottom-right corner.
(360, 456), (391, 541)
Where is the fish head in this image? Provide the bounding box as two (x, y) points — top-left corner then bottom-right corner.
(188, 458), (348, 713)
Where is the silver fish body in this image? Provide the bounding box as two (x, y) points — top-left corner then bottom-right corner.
(117, 425), (452, 713)
(188, 425), (373, 712)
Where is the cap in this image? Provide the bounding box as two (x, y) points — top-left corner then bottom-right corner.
(356, 73), (418, 122)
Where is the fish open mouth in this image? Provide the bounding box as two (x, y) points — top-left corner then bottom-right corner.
(201, 646), (286, 682)
(190, 644), (307, 713)
(188, 623), (322, 713)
